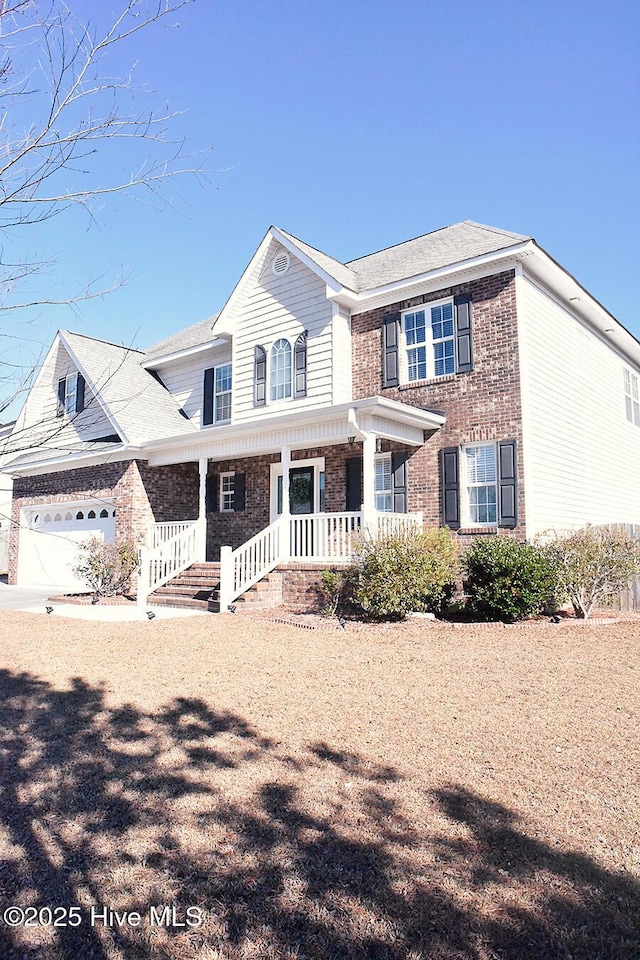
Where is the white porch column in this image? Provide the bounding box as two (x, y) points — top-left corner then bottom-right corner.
(197, 457), (208, 561)
(280, 444), (291, 562)
(362, 432), (376, 534)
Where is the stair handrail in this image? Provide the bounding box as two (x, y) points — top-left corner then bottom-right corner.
(137, 519), (202, 608)
(219, 516), (286, 612)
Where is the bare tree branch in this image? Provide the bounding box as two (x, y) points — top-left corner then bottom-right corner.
(0, 0), (209, 413)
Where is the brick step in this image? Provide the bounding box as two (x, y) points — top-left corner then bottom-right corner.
(169, 574), (221, 587)
(187, 563), (221, 574)
(152, 584), (217, 599)
(148, 595), (212, 610)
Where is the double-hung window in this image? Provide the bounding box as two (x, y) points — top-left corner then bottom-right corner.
(214, 363), (232, 423)
(374, 454), (393, 512)
(220, 472), (235, 512)
(624, 368), (640, 426)
(463, 443), (497, 525)
(403, 300), (455, 382)
(57, 373), (85, 417)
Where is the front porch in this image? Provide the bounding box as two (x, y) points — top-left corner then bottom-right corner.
(137, 397), (445, 610)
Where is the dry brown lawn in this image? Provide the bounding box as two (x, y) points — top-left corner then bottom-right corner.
(0, 610), (638, 960)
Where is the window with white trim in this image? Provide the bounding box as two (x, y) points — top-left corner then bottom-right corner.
(624, 368), (640, 426)
(463, 443), (497, 525)
(57, 374), (77, 416)
(374, 454), (392, 512)
(402, 299), (455, 382)
(220, 472), (235, 512)
(269, 339), (292, 401)
(214, 363), (232, 422)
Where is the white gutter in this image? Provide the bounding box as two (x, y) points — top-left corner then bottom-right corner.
(7, 445), (141, 478)
(141, 337), (229, 369)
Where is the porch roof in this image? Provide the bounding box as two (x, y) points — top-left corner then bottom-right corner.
(146, 396), (446, 467)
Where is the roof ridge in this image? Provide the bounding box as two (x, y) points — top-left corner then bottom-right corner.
(345, 222), (463, 266)
(461, 219), (531, 241)
(61, 330), (145, 354)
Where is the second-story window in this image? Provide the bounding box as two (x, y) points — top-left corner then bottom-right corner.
(57, 373), (85, 417)
(214, 363), (232, 422)
(270, 339), (292, 401)
(403, 300), (455, 382)
(203, 362), (232, 426)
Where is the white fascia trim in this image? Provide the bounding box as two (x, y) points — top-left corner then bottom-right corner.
(331, 241), (535, 311)
(520, 247), (640, 369)
(7, 445), (141, 478)
(58, 331), (129, 445)
(144, 396), (446, 457)
(141, 337), (230, 369)
(270, 227), (358, 295)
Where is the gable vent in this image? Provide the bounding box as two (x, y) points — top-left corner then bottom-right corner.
(272, 249), (291, 276)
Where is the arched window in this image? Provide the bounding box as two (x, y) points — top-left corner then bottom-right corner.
(87, 510), (96, 519)
(54, 513), (62, 521)
(76, 511), (84, 520)
(100, 509), (108, 518)
(65, 512), (72, 521)
(44, 514), (51, 522)
(269, 339), (292, 401)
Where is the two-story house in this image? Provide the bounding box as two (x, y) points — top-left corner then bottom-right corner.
(4, 220), (640, 610)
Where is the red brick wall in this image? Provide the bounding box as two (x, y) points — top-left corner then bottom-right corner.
(206, 445), (360, 560)
(351, 270), (526, 536)
(8, 460), (199, 583)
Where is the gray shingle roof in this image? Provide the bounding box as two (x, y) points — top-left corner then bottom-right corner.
(276, 229), (359, 290)
(6, 436), (123, 470)
(144, 316), (219, 360)
(344, 221), (531, 289)
(62, 332), (197, 445)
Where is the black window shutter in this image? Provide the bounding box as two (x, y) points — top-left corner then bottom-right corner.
(440, 446), (460, 529)
(497, 439), (518, 528)
(203, 367), (214, 425)
(382, 313), (400, 387)
(391, 451), (409, 514)
(294, 331), (308, 399)
(254, 345), (267, 406)
(75, 374), (86, 413)
(346, 457), (363, 511)
(57, 378), (66, 417)
(233, 473), (246, 512)
(206, 474), (218, 513)
(454, 295), (473, 373)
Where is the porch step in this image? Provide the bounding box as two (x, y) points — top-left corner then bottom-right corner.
(148, 561), (222, 613)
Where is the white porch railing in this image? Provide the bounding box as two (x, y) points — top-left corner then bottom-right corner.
(137, 519), (205, 608)
(218, 510), (423, 611)
(375, 511), (423, 536)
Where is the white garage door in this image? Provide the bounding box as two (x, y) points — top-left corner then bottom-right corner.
(18, 501), (116, 590)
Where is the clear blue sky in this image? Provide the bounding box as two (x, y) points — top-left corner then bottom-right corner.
(4, 0), (639, 412)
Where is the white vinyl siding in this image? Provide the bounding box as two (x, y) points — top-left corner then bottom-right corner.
(332, 305), (353, 404)
(233, 239), (334, 422)
(517, 272), (640, 535)
(155, 347), (232, 423)
(14, 343), (112, 447)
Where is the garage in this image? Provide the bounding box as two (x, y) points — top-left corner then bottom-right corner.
(18, 501), (116, 590)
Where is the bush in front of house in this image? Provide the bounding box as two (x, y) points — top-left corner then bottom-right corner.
(73, 536), (138, 597)
(463, 536), (556, 622)
(353, 527), (457, 620)
(541, 525), (640, 619)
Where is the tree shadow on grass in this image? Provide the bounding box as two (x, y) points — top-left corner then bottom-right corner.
(0, 667), (637, 959)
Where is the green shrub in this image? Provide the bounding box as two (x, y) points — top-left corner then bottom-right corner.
(318, 568), (354, 617)
(73, 536), (138, 597)
(353, 527), (457, 620)
(541, 525), (640, 619)
(463, 536), (556, 622)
